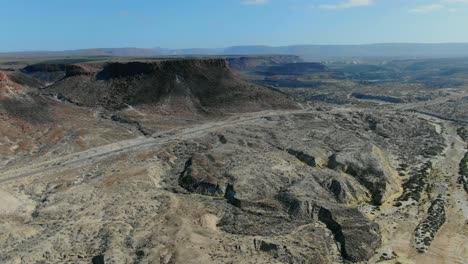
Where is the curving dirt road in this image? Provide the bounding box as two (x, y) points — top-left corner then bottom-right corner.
(0, 110), (304, 184)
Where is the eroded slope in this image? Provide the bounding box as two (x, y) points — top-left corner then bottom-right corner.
(0, 108), (449, 263)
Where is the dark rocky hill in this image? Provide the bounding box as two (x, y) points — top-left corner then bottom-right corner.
(43, 59), (299, 116)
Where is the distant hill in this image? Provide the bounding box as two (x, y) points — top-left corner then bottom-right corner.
(224, 43), (468, 59)
(41, 59), (299, 115)
(2, 43), (468, 59)
(225, 55), (303, 71)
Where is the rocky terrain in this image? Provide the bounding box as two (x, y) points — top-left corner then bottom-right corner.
(0, 56), (467, 263)
(44, 59), (296, 112)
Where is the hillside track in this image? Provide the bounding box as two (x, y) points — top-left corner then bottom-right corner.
(0, 110), (306, 183)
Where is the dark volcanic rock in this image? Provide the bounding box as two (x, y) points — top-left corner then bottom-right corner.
(414, 195), (446, 253)
(277, 192), (381, 262)
(399, 162), (432, 202)
(459, 152), (468, 193)
(96, 61), (159, 79)
(178, 156), (224, 196)
(44, 59), (299, 114)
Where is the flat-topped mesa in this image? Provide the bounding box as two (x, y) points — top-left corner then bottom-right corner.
(22, 63), (69, 84)
(43, 58), (299, 115)
(22, 62), (97, 78)
(23, 63), (67, 73)
(95, 59), (229, 79)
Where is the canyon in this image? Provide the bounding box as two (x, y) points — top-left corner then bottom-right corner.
(0, 56), (467, 263)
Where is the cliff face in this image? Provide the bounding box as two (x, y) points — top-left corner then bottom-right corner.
(23, 63), (67, 73)
(22, 63), (68, 84)
(44, 59), (299, 115)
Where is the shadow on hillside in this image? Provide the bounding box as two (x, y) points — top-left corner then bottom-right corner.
(0, 97), (51, 124)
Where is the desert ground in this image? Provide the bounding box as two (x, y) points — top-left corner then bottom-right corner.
(0, 56), (467, 263)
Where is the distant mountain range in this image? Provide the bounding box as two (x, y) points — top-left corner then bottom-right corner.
(2, 43), (468, 59)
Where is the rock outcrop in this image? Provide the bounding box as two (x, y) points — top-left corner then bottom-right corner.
(327, 144), (400, 205)
(22, 63), (68, 84)
(459, 152), (468, 193)
(276, 180), (380, 262)
(414, 195), (446, 253)
(173, 116), (385, 262)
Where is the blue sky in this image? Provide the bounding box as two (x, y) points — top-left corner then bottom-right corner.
(1, 0), (467, 51)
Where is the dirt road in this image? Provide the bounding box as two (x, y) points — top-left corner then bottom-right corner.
(0, 110), (304, 183)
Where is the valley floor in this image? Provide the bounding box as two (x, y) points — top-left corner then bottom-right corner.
(1, 101), (467, 264)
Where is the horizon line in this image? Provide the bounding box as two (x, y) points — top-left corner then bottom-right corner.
(3, 42), (468, 54)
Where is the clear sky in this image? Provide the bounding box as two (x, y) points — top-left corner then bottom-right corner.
(1, 0), (467, 52)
